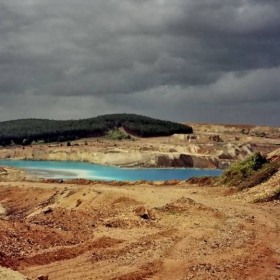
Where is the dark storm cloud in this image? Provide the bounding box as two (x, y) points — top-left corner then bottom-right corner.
(0, 0), (279, 125)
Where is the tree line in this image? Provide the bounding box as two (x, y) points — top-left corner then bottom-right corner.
(0, 114), (193, 146)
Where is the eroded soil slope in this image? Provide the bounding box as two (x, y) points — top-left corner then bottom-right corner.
(0, 181), (280, 280)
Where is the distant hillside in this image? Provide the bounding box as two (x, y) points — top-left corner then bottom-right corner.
(186, 122), (280, 136)
(0, 114), (192, 146)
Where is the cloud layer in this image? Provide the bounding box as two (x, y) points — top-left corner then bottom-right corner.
(0, 0), (279, 125)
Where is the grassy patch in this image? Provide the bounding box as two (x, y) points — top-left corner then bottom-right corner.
(238, 161), (280, 191)
(219, 153), (268, 187)
(273, 188), (280, 200)
(107, 129), (131, 141)
(219, 153), (279, 191)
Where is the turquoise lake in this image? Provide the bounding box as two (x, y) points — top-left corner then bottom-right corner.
(0, 160), (223, 181)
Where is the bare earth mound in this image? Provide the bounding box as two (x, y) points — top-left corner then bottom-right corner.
(0, 180), (280, 280)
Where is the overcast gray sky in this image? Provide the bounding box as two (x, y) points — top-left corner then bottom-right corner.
(0, 0), (279, 126)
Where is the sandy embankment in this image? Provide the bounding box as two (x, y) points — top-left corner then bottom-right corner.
(0, 143), (221, 167)
(0, 203), (6, 217)
(0, 267), (27, 280)
(0, 167), (26, 182)
(0, 143), (239, 169)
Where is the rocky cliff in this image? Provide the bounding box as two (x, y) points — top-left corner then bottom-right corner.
(0, 145), (237, 169)
(0, 130), (278, 169)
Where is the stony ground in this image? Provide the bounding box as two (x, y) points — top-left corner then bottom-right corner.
(0, 179), (280, 280)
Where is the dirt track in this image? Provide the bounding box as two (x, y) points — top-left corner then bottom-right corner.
(0, 181), (280, 280)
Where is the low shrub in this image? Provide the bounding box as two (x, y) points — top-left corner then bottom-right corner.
(107, 129), (131, 140)
(220, 153), (268, 187)
(238, 161), (280, 190)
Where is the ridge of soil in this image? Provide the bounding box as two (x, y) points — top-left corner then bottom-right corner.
(0, 180), (279, 280)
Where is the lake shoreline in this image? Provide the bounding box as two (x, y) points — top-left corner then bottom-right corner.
(0, 157), (222, 170)
(0, 141), (231, 170)
(0, 159), (222, 181)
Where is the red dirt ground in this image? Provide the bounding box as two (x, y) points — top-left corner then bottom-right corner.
(0, 180), (280, 280)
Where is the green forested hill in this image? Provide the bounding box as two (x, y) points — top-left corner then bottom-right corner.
(0, 114), (192, 145)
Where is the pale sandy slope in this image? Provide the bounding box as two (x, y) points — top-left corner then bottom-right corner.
(0, 267), (26, 280)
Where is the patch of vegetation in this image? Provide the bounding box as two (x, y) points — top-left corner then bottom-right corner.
(220, 153), (279, 190)
(107, 129), (131, 140)
(240, 129), (249, 135)
(220, 153), (268, 187)
(0, 114), (193, 146)
(255, 131), (266, 138)
(273, 188), (280, 200)
(238, 161), (280, 190)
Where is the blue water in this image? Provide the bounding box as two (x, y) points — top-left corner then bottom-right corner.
(0, 160), (222, 181)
